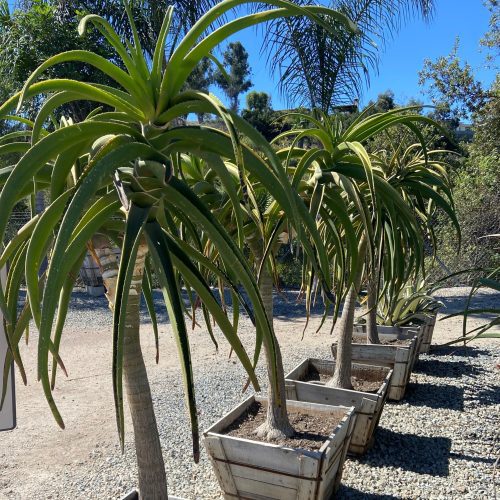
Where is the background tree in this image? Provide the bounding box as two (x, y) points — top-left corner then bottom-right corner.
(214, 41), (253, 112)
(241, 91), (278, 140)
(184, 57), (214, 122)
(419, 38), (489, 121)
(19, 0), (221, 61)
(417, 4), (499, 278)
(263, 0), (435, 113)
(0, 0), (115, 122)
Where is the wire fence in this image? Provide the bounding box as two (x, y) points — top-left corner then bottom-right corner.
(6, 210), (102, 288)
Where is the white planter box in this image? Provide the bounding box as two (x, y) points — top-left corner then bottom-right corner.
(285, 358), (392, 455)
(333, 335), (419, 401)
(204, 395), (356, 499)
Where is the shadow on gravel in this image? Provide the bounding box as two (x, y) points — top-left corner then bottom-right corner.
(429, 345), (491, 358)
(465, 382), (500, 407)
(449, 451), (497, 465)
(337, 486), (400, 499)
(413, 358), (483, 378)
(362, 428), (451, 476)
(404, 382), (464, 411)
(434, 291), (500, 315)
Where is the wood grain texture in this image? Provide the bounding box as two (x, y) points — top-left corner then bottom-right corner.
(203, 395), (355, 499)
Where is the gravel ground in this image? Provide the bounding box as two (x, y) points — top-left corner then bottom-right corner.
(1, 287), (499, 499)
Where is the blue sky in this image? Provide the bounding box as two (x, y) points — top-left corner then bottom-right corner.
(227, 0), (496, 109)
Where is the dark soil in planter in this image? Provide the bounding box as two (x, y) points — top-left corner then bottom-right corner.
(352, 335), (412, 347)
(223, 401), (343, 451)
(380, 338), (413, 346)
(303, 365), (384, 393)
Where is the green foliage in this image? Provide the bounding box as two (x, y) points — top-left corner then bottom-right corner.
(433, 145), (500, 276)
(0, 0), (115, 121)
(263, 0), (435, 112)
(0, 0), (356, 461)
(241, 91), (280, 140)
(418, 37), (500, 279)
(419, 38), (488, 121)
(214, 41), (252, 112)
(376, 278), (443, 326)
(443, 256), (500, 344)
(480, 0), (499, 68)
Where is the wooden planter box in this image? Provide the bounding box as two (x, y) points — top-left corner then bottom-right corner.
(419, 314), (437, 353)
(353, 323), (424, 369)
(204, 395), (356, 500)
(285, 358), (392, 455)
(332, 336), (419, 401)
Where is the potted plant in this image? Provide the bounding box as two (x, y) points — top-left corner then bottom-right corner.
(277, 110), (438, 446)
(334, 142), (459, 400)
(0, 1), (364, 499)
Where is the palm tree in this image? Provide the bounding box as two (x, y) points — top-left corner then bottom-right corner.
(263, 0), (435, 112)
(0, 1), (355, 496)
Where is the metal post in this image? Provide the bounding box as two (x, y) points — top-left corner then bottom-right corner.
(0, 266), (16, 431)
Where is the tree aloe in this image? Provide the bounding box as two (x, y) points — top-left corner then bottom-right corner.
(275, 108), (456, 389)
(0, 1), (357, 496)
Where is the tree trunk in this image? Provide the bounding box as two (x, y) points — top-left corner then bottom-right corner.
(366, 274), (380, 344)
(94, 238), (168, 499)
(247, 238), (294, 440)
(328, 235), (367, 389)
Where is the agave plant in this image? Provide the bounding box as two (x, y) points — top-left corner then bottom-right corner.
(274, 108), (456, 389)
(0, 1), (357, 497)
(374, 277), (443, 327)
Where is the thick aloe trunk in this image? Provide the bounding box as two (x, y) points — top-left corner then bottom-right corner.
(94, 238), (168, 499)
(328, 235), (367, 389)
(366, 274), (380, 344)
(247, 238), (294, 440)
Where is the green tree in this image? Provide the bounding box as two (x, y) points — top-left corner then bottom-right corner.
(418, 3), (499, 277)
(0, 1), (355, 495)
(419, 38), (489, 120)
(264, 0), (435, 112)
(241, 91), (278, 139)
(28, 0), (221, 61)
(0, 0), (115, 121)
(184, 57), (213, 122)
(214, 41), (252, 112)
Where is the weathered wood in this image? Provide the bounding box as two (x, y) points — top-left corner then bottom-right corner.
(204, 436), (238, 496)
(332, 338), (418, 401)
(419, 315), (437, 353)
(285, 359), (392, 455)
(203, 395), (355, 500)
(352, 323), (425, 369)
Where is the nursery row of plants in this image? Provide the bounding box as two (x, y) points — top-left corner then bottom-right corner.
(0, 1), (496, 499)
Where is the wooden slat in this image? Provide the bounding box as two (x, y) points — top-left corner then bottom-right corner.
(285, 358), (310, 382)
(204, 436), (239, 497)
(296, 455), (319, 499)
(290, 380), (378, 407)
(233, 475), (297, 500)
(229, 463), (300, 491)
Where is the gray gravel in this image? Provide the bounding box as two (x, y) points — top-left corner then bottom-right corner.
(2, 288), (499, 499)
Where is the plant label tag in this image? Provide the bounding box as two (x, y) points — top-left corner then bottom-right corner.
(0, 266), (16, 431)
